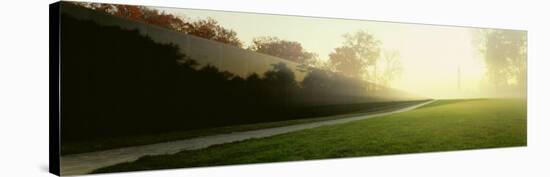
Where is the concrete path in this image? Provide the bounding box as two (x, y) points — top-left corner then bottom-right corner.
(60, 100), (434, 175)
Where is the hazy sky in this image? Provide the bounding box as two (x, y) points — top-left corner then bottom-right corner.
(157, 7), (487, 99)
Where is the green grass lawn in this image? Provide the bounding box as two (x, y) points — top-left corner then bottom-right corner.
(93, 99), (526, 174)
(62, 100), (425, 155)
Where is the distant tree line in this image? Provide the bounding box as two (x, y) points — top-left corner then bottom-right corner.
(61, 14), (393, 142)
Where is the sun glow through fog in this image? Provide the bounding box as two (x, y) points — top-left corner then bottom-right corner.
(160, 7), (492, 99)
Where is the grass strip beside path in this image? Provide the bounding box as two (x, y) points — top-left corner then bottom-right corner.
(94, 99), (527, 173)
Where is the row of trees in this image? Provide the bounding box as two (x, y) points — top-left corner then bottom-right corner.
(249, 31), (404, 89)
(76, 2), (244, 47)
(76, 2), (403, 88)
(251, 32), (404, 89)
(77, 2), (527, 96)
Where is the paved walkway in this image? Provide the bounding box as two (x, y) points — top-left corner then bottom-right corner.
(60, 100), (434, 175)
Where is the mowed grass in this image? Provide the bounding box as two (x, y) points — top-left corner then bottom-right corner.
(94, 99), (526, 173)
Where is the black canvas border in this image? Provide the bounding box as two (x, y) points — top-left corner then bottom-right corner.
(49, 1), (61, 176)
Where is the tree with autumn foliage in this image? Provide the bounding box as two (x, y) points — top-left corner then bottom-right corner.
(188, 18), (243, 48)
(249, 36), (318, 64)
(75, 2), (243, 47)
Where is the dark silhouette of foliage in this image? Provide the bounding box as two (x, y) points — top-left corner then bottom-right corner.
(60, 14), (394, 143)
